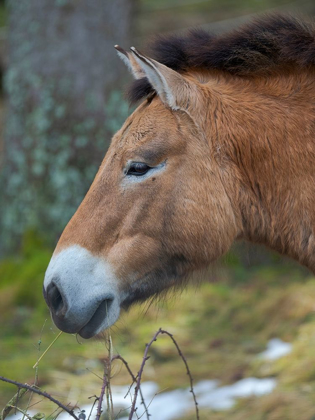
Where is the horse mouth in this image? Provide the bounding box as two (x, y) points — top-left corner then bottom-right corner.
(78, 298), (116, 339)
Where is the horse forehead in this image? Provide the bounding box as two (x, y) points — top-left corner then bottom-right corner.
(117, 100), (178, 146)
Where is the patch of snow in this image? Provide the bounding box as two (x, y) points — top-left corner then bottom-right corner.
(193, 379), (219, 394)
(6, 411), (37, 420)
(5, 378), (277, 420)
(258, 338), (292, 361)
(197, 377), (277, 411)
(7, 338), (292, 420)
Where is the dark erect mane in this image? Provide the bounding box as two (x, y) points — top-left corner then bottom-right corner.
(127, 14), (315, 104)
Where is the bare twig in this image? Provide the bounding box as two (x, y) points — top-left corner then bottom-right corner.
(127, 329), (161, 420)
(85, 369), (103, 381)
(95, 364), (108, 420)
(1, 388), (28, 420)
(0, 377), (79, 420)
(1, 328), (198, 420)
(26, 399), (45, 409)
(50, 409), (64, 420)
(160, 329), (199, 420)
(87, 395), (99, 420)
(23, 321), (47, 420)
(125, 328), (199, 420)
(105, 335), (114, 420)
(111, 355), (150, 420)
(7, 406), (33, 420)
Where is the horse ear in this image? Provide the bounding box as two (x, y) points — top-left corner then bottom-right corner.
(121, 46), (197, 110)
(115, 45), (198, 110)
(115, 45), (145, 80)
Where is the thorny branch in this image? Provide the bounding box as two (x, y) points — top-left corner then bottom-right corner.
(125, 328), (199, 420)
(160, 329), (200, 420)
(1, 388), (28, 420)
(87, 395), (99, 420)
(111, 354), (150, 420)
(0, 377), (79, 420)
(0, 328), (199, 420)
(95, 363), (109, 420)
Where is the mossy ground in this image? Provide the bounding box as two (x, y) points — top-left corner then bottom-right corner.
(2, 237), (315, 419)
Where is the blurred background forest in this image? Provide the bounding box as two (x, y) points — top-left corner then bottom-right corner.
(1, 0), (315, 419)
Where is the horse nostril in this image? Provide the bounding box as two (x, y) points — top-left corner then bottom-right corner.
(46, 281), (67, 317)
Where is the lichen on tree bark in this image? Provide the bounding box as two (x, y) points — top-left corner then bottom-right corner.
(1, 0), (134, 253)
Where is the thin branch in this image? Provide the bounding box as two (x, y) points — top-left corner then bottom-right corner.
(126, 328), (199, 420)
(46, 405), (62, 420)
(115, 407), (132, 419)
(85, 369), (103, 381)
(160, 329), (199, 420)
(24, 320), (47, 420)
(111, 355), (150, 420)
(50, 409), (64, 420)
(26, 399), (45, 410)
(138, 392), (159, 420)
(7, 406), (33, 420)
(1, 388), (28, 420)
(124, 379), (136, 400)
(105, 335), (114, 420)
(87, 396), (99, 420)
(95, 364), (108, 420)
(0, 377), (79, 420)
(127, 329), (162, 420)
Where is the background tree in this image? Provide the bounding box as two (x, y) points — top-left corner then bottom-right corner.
(0, 0), (135, 254)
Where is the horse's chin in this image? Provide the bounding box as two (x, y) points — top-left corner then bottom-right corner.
(120, 270), (187, 311)
(77, 298), (121, 339)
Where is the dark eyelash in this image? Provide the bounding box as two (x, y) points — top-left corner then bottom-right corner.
(127, 162), (151, 176)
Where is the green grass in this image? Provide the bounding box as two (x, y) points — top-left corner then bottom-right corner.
(2, 238), (315, 419)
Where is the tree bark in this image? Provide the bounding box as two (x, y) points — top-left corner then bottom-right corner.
(1, 0), (134, 253)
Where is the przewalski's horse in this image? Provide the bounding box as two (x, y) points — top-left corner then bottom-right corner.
(44, 15), (315, 339)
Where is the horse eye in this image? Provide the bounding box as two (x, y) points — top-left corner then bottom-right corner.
(127, 162), (151, 176)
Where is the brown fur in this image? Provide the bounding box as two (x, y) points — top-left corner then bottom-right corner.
(54, 15), (315, 307)
(128, 14), (315, 103)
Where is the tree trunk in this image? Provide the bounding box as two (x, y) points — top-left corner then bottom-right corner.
(1, 0), (134, 253)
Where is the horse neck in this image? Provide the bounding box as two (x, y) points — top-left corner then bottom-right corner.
(204, 69), (315, 271)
